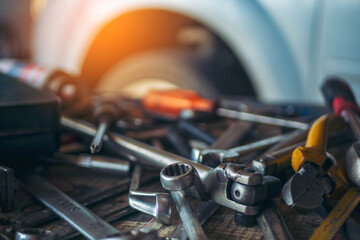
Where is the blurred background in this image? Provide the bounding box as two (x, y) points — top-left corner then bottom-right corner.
(1, 0), (360, 104)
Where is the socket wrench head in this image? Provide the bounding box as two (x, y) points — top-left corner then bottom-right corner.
(15, 228), (59, 240)
(160, 163), (195, 191)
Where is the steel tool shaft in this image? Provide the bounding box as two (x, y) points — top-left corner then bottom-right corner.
(20, 174), (121, 240)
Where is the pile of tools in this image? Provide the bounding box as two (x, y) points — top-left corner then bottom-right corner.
(0, 59), (360, 240)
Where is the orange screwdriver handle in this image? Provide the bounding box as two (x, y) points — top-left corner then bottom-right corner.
(291, 114), (345, 172)
(142, 89), (216, 118)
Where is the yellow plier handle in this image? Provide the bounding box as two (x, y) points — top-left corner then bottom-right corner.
(291, 114), (344, 172)
(291, 114), (350, 198)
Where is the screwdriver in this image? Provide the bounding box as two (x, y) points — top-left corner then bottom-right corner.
(0, 59), (92, 116)
(142, 88), (309, 129)
(90, 93), (122, 153)
(322, 78), (360, 188)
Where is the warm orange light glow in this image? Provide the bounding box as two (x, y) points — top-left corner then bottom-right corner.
(31, 0), (48, 20)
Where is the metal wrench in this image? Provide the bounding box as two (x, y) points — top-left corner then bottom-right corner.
(20, 174), (158, 240)
(129, 164), (172, 224)
(167, 118), (253, 239)
(191, 131), (297, 167)
(61, 117), (279, 218)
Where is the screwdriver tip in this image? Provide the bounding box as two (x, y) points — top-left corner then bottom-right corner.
(90, 143), (101, 154)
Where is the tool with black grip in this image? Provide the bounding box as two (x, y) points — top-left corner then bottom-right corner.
(0, 59), (91, 116)
(322, 77), (360, 186)
(282, 114), (350, 211)
(143, 89), (309, 129)
(90, 94), (123, 153)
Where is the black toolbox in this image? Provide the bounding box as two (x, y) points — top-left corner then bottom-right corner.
(0, 72), (60, 164)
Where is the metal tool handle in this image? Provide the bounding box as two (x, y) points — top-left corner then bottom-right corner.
(20, 174), (121, 240)
(61, 117), (212, 180)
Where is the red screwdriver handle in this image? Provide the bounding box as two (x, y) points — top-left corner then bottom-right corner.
(142, 89), (216, 118)
(321, 77), (360, 115)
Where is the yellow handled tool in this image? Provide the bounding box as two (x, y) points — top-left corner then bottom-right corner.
(310, 187), (360, 240)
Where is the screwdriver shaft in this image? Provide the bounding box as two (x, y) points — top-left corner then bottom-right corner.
(217, 108), (309, 130)
(90, 121), (108, 154)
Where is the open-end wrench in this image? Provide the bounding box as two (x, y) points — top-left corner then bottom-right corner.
(191, 131), (296, 167)
(61, 117), (280, 222)
(19, 174), (158, 240)
(128, 164), (172, 224)
(256, 200), (294, 240)
(166, 118), (253, 239)
(160, 163), (208, 240)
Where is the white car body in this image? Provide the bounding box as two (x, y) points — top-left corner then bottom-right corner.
(33, 0), (360, 103)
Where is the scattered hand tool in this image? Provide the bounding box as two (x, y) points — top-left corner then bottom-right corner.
(0, 166), (16, 213)
(192, 131), (295, 167)
(19, 173), (159, 240)
(282, 114), (350, 212)
(39, 153), (131, 175)
(15, 228), (59, 240)
(142, 89), (309, 129)
(165, 199), (218, 240)
(0, 217), (22, 238)
(90, 93), (122, 154)
(310, 77), (360, 240)
(165, 124), (192, 158)
(256, 200), (294, 240)
(252, 129), (351, 175)
(0, 59), (91, 117)
(61, 116), (281, 225)
(309, 188), (360, 240)
(128, 164), (172, 224)
(160, 163), (208, 240)
(178, 119), (216, 146)
(322, 77), (360, 187)
(167, 116), (255, 239)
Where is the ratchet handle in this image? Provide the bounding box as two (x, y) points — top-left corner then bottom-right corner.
(321, 77), (358, 112)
